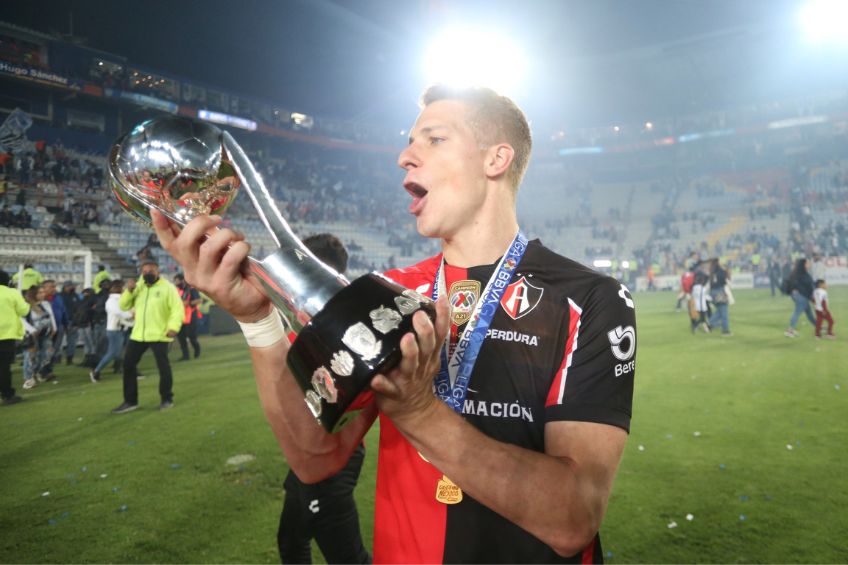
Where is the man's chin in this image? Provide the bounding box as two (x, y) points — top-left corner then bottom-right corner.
(415, 217), (439, 239)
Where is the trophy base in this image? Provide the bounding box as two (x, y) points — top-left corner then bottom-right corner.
(287, 273), (435, 433)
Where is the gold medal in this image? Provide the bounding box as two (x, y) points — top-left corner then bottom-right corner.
(436, 475), (463, 504)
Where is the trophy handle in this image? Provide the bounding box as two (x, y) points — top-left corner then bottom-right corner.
(222, 132), (348, 332)
(222, 132), (304, 252)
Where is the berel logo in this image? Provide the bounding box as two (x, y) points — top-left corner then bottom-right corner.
(500, 276), (544, 320)
(617, 284), (635, 309)
(607, 325), (636, 361)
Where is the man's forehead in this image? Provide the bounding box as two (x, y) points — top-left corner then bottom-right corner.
(410, 101), (471, 135)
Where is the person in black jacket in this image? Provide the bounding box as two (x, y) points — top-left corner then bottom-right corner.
(707, 258), (732, 336)
(91, 280), (111, 362)
(60, 281), (81, 364)
(76, 288), (97, 367)
(768, 258), (781, 298)
(785, 258), (816, 338)
(277, 233), (370, 565)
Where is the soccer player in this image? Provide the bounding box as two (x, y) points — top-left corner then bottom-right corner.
(152, 85), (636, 563)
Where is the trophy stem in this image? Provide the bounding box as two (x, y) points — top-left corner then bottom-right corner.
(248, 250), (347, 334)
(222, 132), (302, 250)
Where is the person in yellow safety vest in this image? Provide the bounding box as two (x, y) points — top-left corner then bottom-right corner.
(0, 269), (30, 405)
(110, 260), (183, 414)
(11, 263), (43, 291)
(93, 265), (112, 292)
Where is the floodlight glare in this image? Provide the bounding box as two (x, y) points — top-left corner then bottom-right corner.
(423, 27), (526, 95)
(799, 0), (848, 44)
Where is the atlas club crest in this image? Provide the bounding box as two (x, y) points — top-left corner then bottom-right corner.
(500, 276), (543, 320)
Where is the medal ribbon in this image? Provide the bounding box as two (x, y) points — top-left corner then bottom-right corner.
(431, 230), (528, 413)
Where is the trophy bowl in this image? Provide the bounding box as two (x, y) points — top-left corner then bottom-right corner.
(109, 116), (435, 432)
(109, 117), (240, 227)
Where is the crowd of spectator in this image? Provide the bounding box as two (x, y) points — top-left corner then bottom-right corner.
(0, 140), (105, 192)
(2, 99), (847, 283)
(0, 34), (46, 69)
(636, 162), (848, 278)
(0, 205), (32, 228)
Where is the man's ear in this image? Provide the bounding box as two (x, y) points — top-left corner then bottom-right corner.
(484, 143), (514, 180)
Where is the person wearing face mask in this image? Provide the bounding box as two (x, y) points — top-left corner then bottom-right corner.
(111, 260), (183, 414)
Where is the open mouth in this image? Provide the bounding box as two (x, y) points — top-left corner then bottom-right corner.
(405, 182), (428, 199)
(404, 182), (428, 215)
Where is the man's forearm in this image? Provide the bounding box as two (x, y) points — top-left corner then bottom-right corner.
(394, 403), (621, 557)
(249, 341), (376, 482)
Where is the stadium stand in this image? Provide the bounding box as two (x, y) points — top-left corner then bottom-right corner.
(1, 20), (847, 291)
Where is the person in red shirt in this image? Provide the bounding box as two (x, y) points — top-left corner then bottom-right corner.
(813, 279), (835, 339)
(676, 268), (695, 312)
(152, 85), (634, 563)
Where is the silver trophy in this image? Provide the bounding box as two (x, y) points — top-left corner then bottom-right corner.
(109, 116), (434, 432)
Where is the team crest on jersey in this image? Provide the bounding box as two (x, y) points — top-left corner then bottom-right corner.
(500, 276), (543, 320)
(449, 279), (481, 326)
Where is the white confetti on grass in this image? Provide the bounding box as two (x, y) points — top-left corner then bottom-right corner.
(638, 445), (645, 452)
(667, 521), (678, 529)
(686, 514), (694, 521)
(786, 444), (794, 450)
(100, 474), (108, 479)
(226, 454), (256, 466)
(693, 431), (701, 437)
(42, 491), (50, 497)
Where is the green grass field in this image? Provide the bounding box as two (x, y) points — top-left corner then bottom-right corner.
(1, 288), (846, 563)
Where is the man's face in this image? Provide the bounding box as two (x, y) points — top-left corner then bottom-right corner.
(141, 264), (159, 278)
(44, 282), (56, 296)
(397, 100), (489, 240)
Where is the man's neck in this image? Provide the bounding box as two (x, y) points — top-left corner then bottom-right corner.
(442, 215), (520, 268)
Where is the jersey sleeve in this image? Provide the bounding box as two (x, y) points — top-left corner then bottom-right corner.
(545, 278), (636, 432)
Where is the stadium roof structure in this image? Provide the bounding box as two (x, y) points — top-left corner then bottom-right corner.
(4, 0), (848, 132)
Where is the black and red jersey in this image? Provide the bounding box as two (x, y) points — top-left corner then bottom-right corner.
(373, 240), (636, 564)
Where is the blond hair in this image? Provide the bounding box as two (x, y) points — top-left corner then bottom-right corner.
(420, 85), (532, 191)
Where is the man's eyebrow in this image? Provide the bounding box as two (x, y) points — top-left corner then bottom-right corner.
(408, 125), (448, 145)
